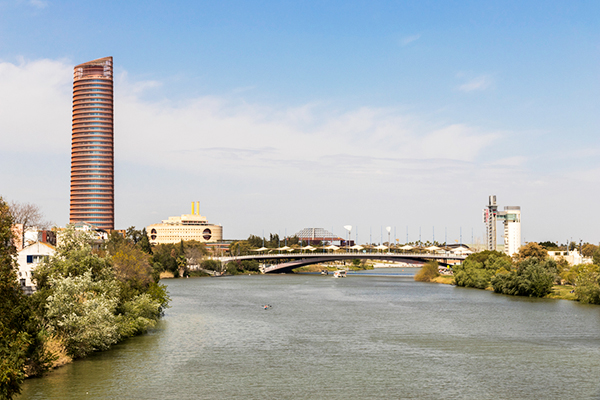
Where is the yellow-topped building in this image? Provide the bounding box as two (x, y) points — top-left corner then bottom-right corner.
(147, 202), (223, 245)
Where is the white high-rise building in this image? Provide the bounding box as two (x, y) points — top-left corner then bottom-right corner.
(483, 196), (521, 256)
(500, 206), (521, 257)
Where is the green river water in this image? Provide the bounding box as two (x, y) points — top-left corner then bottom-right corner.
(18, 270), (600, 399)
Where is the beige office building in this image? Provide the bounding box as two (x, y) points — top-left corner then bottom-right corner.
(147, 202), (223, 245)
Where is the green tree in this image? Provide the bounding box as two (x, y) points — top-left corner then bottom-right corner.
(538, 241), (559, 250)
(38, 225), (169, 359)
(226, 261), (241, 275)
(453, 259), (493, 289)
(581, 243), (598, 258)
(246, 234), (263, 248)
(515, 242), (548, 262)
(0, 198), (51, 399)
(45, 272), (120, 358)
(267, 233), (280, 248)
(574, 265), (600, 304)
(491, 257), (555, 297)
(454, 251), (512, 289)
(126, 226), (143, 244)
(34, 226), (113, 290)
(202, 259), (222, 272)
(464, 250), (508, 265)
(139, 228), (153, 255)
(241, 259), (260, 272)
(229, 241), (252, 256)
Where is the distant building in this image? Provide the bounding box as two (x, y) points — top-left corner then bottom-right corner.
(16, 242), (56, 294)
(293, 228), (343, 244)
(24, 227), (57, 248)
(69, 56), (115, 230)
(11, 223), (24, 252)
(11, 224), (57, 251)
(548, 249), (592, 266)
(501, 207), (521, 257)
(484, 195), (521, 257)
(147, 202), (223, 245)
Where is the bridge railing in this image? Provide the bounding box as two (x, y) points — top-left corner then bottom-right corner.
(215, 251), (467, 263)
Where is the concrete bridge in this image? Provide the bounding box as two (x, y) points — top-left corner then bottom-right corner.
(216, 252), (466, 273)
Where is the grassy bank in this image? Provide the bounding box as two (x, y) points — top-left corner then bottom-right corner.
(431, 275), (579, 302)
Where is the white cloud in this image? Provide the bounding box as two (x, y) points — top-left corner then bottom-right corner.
(2, 58), (598, 242)
(28, 0), (48, 8)
(457, 75), (493, 92)
(400, 34), (421, 46)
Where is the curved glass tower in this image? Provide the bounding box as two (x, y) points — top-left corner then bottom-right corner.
(69, 57), (114, 230)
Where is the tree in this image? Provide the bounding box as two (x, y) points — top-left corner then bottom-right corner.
(538, 241), (559, 250)
(594, 249), (600, 266)
(287, 235), (300, 246)
(138, 228), (153, 254)
(574, 265), (600, 304)
(125, 226), (142, 244)
(39, 225), (169, 358)
(464, 250), (508, 265)
(8, 200), (52, 230)
(0, 197), (51, 399)
(491, 257), (555, 297)
(45, 272), (121, 358)
(246, 234), (263, 248)
(514, 242), (548, 262)
(581, 243), (598, 258)
(241, 259), (260, 272)
(267, 233), (280, 248)
(453, 259), (493, 289)
(202, 259), (222, 272)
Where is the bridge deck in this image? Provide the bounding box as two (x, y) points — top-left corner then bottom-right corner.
(214, 252), (466, 273)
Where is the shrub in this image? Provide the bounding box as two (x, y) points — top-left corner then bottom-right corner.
(414, 261), (440, 282)
(574, 267), (600, 304)
(45, 272), (120, 358)
(454, 260), (493, 289)
(241, 259), (260, 272)
(491, 259), (555, 297)
(202, 259), (221, 272)
(226, 261), (241, 275)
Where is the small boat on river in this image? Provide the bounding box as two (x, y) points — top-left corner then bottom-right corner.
(332, 270), (347, 278)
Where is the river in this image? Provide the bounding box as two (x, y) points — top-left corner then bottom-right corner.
(19, 270), (600, 399)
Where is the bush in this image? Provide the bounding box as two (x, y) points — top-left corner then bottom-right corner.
(414, 261), (440, 282)
(226, 261), (241, 275)
(454, 252), (512, 289)
(491, 259), (555, 297)
(454, 260), (493, 289)
(574, 268), (600, 304)
(115, 293), (162, 337)
(45, 272), (120, 358)
(241, 259), (260, 272)
(202, 259), (221, 272)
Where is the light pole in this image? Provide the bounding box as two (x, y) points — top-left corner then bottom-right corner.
(386, 226), (391, 253)
(344, 225), (352, 252)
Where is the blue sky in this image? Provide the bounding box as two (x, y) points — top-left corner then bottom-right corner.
(1, 0), (599, 244)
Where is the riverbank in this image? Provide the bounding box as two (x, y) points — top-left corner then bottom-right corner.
(431, 275), (579, 302)
(19, 273), (600, 399)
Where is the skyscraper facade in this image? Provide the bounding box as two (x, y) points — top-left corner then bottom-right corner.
(69, 57), (114, 230)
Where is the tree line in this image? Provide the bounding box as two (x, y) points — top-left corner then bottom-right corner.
(0, 197), (169, 400)
(452, 242), (600, 302)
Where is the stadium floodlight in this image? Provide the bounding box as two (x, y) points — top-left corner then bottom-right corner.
(343, 225), (352, 251)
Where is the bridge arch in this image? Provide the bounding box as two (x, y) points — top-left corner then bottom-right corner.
(216, 252), (465, 274)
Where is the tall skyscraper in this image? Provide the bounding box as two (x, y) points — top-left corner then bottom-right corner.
(69, 57), (114, 230)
